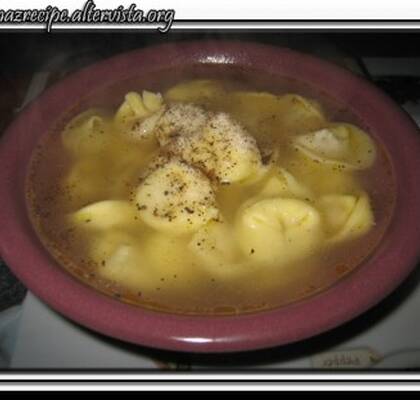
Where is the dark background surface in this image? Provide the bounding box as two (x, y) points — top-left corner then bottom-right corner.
(1, 32), (420, 73)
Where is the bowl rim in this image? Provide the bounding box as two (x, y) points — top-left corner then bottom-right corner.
(1, 40), (420, 353)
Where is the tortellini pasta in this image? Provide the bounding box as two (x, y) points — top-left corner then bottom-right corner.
(115, 91), (163, 122)
(189, 221), (259, 282)
(285, 151), (360, 196)
(63, 145), (152, 207)
(153, 103), (209, 146)
(293, 123), (376, 170)
(114, 91), (164, 140)
(277, 94), (326, 133)
(70, 200), (139, 230)
(90, 231), (195, 291)
(235, 198), (324, 266)
(63, 157), (110, 206)
(164, 79), (226, 106)
(317, 193), (374, 243)
(189, 220), (241, 268)
(62, 109), (113, 157)
(259, 167), (313, 200)
(134, 158), (219, 235)
(142, 90), (164, 111)
(89, 231), (154, 289)
(167, 112), (263, 184)
(227, 91), (326, 138)
(90, 231), (136, 267)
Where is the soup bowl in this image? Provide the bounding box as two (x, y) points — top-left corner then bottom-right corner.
(1, 41), (420, 353)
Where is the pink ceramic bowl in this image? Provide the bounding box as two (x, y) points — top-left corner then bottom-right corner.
(1, 41), (420, 353)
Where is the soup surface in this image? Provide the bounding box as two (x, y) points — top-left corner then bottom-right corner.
(27, 73), (396, 315)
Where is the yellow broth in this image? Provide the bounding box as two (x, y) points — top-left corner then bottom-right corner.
(26, 74), (396, 315)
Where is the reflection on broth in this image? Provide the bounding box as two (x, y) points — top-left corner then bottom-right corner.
(26, 75), (396, 315)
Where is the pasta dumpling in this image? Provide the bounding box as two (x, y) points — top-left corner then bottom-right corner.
(317, 193), (374, 243)
(294, 123), (376, 170)
(153, 103), (209, 146)
(235, 198), (323, 265)
(164, 79), (226, 106)
(62, 157), (110, 206)
(189, 221), (241, 268)
(259, 167), (313, 200)
(134, 158), (220, 235)
(167, 112), (263, 184)
(62, 110), (112, 157)
(227, 92), (326, 138)
(70, 200), (139, 230)
(64, 148), (152, 207)
(114, 91), (164, 141)
(90, 231), (136, 265)
(189, 221), (257, 281)
(90, 231), (154, 289)
(92, 231), (195, 291)
(276, 94), (326, 134)
(285, 151), (359, 196)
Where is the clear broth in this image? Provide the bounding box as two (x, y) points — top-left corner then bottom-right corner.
(26, 66), (396, 315)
